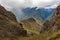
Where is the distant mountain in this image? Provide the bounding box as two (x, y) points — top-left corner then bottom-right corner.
(22, 7), (55, 22)
(12, 7), (55, 22)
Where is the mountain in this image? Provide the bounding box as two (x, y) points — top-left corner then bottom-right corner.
(22, 7), (55, 22)
(52, 5), (60, 31)
(20, 5), (60, 40)
(12, 7), (55, 22)
(0, 5), (60, 40)
(47, 5), (60, 40)
(0, 5), (27, 38)
(42, 5), (60, 32)
(20, 17), (43, 35)
(0, 5), (17, 22)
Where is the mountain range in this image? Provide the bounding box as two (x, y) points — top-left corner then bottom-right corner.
(22, 7), (55, 22)
(0, 5), (60, 40)
(12, 7), (55, 22)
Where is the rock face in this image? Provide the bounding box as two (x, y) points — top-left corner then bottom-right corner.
(0, 5), (27, 37)
(0, 5), (17, 22)
(52, 5), (60, 31)
(41, 5), (60, 32)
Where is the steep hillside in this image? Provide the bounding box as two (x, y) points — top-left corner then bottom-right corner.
(20, 18), (43, 35)
(50, 5), (60, 32)
(0, 5), (27, 38)
(42, 5), (60, 32)
(0, 5), (17, 22)
(45, 5), (60, 40)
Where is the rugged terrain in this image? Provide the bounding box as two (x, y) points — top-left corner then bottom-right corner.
(19, 5), (60, 40)
(0, 5), (27, 38)
(0, 5), (60, 40)
(20, 18), (43, 35)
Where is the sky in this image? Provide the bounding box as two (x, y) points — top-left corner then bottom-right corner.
(0, 0), (60, 10)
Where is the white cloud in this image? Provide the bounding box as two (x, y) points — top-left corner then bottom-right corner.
(0, 0), (60, 10)
(32, 0), (54, 7)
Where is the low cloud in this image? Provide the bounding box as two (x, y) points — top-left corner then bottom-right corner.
(0, 0), (60, 9)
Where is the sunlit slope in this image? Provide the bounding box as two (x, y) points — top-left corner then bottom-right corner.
(20, 18), (42, 34)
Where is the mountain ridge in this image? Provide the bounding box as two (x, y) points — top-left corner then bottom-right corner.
(22, 7), (55, 22)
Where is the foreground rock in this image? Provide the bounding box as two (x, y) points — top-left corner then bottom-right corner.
(0, 5), (27, 37)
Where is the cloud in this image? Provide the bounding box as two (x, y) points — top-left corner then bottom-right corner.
(0, 0), (60, 9)
(32, 0), (54, 7)
(0, 0), (60, 22)
(0, 0), (32, 9)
